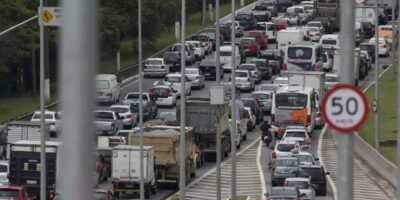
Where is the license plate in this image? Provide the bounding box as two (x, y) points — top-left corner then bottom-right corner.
(125, 184), (134, 188)
(205, 73), (210, 76)
(27, 180), (37, 185)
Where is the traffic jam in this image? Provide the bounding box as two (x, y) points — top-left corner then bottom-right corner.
(0, 0), (395, 199)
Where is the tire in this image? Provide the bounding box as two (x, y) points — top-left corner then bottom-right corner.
(114, 191), (120, 198)
(151, 180), (158, 195)
(242, 133), (247, 140)
(145, 184), (151, 199)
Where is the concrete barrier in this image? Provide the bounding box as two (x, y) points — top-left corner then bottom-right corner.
(353, 133), (397, 187)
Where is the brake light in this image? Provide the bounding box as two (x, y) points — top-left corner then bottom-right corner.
(271, 114), (275, 123)
(211, 136), (217, 143)
(111, 122), (115, 129)
(272, 151), (277, 159)
(168, 92), (173, 96)
(49, 191), (55, 199)
(284, 181), (288, 187)
(383, 44), (387, 48)
(283, 64), (288, 70)
(307, 115), (311, 125)
(126, 114), (132, 119)
(161, 65), (165, 69)
(312, 64), (316, 71)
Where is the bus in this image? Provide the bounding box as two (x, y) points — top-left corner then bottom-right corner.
(271, 85), (318, 133)
(283, 42), (324, 71)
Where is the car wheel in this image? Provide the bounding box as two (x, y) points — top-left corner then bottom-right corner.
(114, 192), (120, 198)
(236, 143), (241, 149)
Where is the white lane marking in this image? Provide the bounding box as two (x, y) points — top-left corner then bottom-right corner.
(257, 141), (266, 200)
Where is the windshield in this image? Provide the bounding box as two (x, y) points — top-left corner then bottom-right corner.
(191, 35), (208, 41)
(0, 189), (18, 198)
(220, 51), (232, 56)
(172, 45), (188, 51)
(297, 155), (314, 163)
(33, 113), (53, 120)
(110, 107), (129, 113)
(96, 80), (110, 89)
(287, 181), (309, 189)
(252, 61), (266, 67)
(303, 5), (313, 11)
(299, 168), (324, 181)
(146, 60), (162, 65)
(277, 143), (296, 151)
(189, 42), (200, 48)
(275, 93), (307, 108)
(308, 27), (319, 32)
(286, 131), (306, 138)
(126, 93), (147, 100)
(276, 159), (298, 166)
(326, 76), (338, 82)
(253, 93), (271, 101)
(287, 47), (313, 59)
(245, 32), (260, 38)
(235, 71), (248, 78)
(239, 65), (256, 71)
(163, 53), (178, 60)
(165, 76), (181, 83)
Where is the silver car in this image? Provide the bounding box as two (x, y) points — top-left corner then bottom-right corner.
(284, 177), (316, 200)
(238, 63), (262, 84)
(110, 104), (138, 129)
(143, 58), (169, 77)
(325, 73), (340, 91)
(271, 157), (300, 186)
(185, 68), (205, 89)
(235, 70), (255, 92)
(252, 91), (273, 114)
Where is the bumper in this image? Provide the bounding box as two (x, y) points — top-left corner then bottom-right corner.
(378, 48), (388, 55)
(156, 99), (174, 106)
(271, 174), (296, 185)
(143, 70), (167, 76)
(236, 84), (252, 90)
(96, 96), (113, 103)
(190, 79), (202, 87)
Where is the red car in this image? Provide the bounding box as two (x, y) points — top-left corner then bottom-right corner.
(275, 20), (288, 31)
(0, 186), (32, 200)
(244, 30), (268, 50)
(240, 37), (260, 57)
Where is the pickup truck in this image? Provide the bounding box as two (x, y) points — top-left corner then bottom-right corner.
(122, 92), (158, 121)
(235, 12), (257, 31)
(94, 110), (123, 135)
(252, 4), (272, 22)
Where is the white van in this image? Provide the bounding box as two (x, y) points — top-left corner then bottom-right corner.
(287, 6), (307, 23)
(276, 29), (304, 50)
(257, 22), (277, 42)
(220, 45), (241, 72)
(355, 7), (376, 25)
(319, 34), (340, 50)
(95, 74), (121, 104)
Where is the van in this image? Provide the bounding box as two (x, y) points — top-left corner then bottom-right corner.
(220, 45), (241, 72)
(319, 34), (340, 51)
(276, 29), (304, 50)
(95, 74), (121, 104)
(257, 22), (277, 42)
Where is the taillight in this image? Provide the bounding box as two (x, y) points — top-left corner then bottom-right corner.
(283, 64), (288, 70)
(126, 114), (132, 119)
(168, 92), (173, 96)
(283, 181), (288, 187)
(271, 114), (275, 123)
(312, 64), (316, 71)
(49, 191), (55, 199)
(272, 151), (277, 159)
(383, 44), (387, 48)
(307, 115), (311, 125)
(316, 112), (321, 118)
(161, 65), (165, 69)
(111, 122), (115, 129)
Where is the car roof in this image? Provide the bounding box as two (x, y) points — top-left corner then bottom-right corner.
(110, 104), (130, 108)
(252, 91), (272, 94)
(299, 164), (323, 169)
(166, 73), (183, 77)
(95, 74), (117, 80)
(285, 177), (310, 182)
(240, 37), (256, 40)
(235, 70), (250, 73)
(146, 58), (163, 61)
(33, 110), (57, 115)
(276, 157), (298, 161)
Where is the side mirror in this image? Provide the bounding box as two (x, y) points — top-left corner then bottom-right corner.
(314, 157), (319, 161)
(264, 193), (270, 197)
(301, 193), (307, 197)
(326, 172), (330, 175)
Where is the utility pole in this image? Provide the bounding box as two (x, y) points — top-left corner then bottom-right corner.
(179, 0), (187, 199)
(31, 35), (37, 96)
(337, 0), (355, 199)
(392, 0), (396, 81)
(201, 0), (206, 24)
(230, 0), (236, 199)
(44, 0), (50, 101)
(138, 0), (144, 199)
(215, 0), (221, 198)
(116, 49), (121, 72)
(397, 1), (400, 200)
(374, 1), (381, 152)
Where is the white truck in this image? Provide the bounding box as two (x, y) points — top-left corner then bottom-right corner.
(332, 48), (362, 86)
(284, 71), (326, 99)
(112, 145), (156, 198)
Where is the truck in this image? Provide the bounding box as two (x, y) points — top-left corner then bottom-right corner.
(94, 110), (123, 136)
(178, 97), (231, 161)
(332, 48), (364, 86)
(128, 125), (197, 188)
(111, 145), (156, 198)
(315, 0), (340, 32)
(8, 140), (61, 199)
(284, 71), (326, 99)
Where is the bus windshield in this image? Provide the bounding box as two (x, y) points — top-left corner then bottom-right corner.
(275, 93), (307, 108)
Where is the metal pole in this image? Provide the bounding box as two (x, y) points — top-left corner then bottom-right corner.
(138, 0), (144, 199)
(397, 1), (400, 197)
(392, 0), (396, 81)
(215, 0), (221, 199)
(202, 0), (206, 24)
(59, 0), (97, 198)
(230, 0), (236, 199)
(0, 16), (38, 36)
(180, 0), (187, 198)
(337, 0), (355, 199)
(116, 49), (121, 72)
(39, 0), (46, 198)
(44, 0), (50, 101)
(374, 1), (381, 152)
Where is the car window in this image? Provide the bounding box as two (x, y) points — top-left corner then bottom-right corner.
(239, 65), (256, 71)
(235, 71), (248, 78)
(33, 113), (54, 120)
(0, 189), (19, 197)
(297, 155), (314, 163)
(287, 181), (309, 189)
(110, 107), (129, 113)
(253, 93), (271, 101)
(96, 80), (110, 89)
(326, 76), (338, 82)
(299, 167), (324, 181)
(275, 93), (307, 108)
(241, 39), (254, 44)
(95, 112), (114, 120)
(285, 131), (306, 138)
(220, 51), (232, 56)
(185, 69), (198, 75)
(277, 143), (296, 151)
(147, 60), (162, 65)
(125, 93), (148, 100)
(152, 88), (171, 97)
(165, 76), (181, 83)
(276, 159), (298, 166)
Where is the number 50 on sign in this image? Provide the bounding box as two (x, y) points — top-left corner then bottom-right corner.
(321, 84), (368, 133)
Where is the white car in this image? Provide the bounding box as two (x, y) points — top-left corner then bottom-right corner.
(325, 73), (340, 90)
(257, 22), (277, 42)
(308, 26), (321, 42)
(225, 20), (243, 37)
(282, 126), (311, 144)
(238, 63), (262, 84)
(273, 77), (289, 87)
(149, 85), (177, 108)
(235, 70), (255, 92)
(270, 140), (298, 164)
(322, 51), (333, 71)
(31, 110), (61, 137)
(185, 68), (205, 89)
(109, 104), (138, 129)
(307, 21), (324, 33)
(157, 73), (192, 97)
(0, 161), (9, 186)
(369, 38), (390, 57)
(143, 58), (170, 78)
(284, 177), (316, 200)
(186, 40), (205, 60)
(287, 6), (308, 23)
(244, 107), (256, 131)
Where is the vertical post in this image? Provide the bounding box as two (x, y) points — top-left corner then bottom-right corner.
(215, 0), (221, 199)
(202, 0), (206, 24)
(338, 0), (355, 199)
(116, 49), (121, 72)
(180, 0), (187, 198)
(39, 0), (47, 199)
(138, 0), (144, 199)
(209, 4), (214, 21)
(375, 1), (381, 152)
(31, 34), (37, 96)
(59, 0), (97, 198)
(44, 0), (50, 101)
(230, 0), (236, 199)
(392, 1), (396, 81)
(397, 1), (400, 198)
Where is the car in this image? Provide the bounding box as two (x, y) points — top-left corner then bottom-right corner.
(360, 21), (375, 38)
(95, 74), (121, 104)
(198, 59), (224, 80)
(270, 140), (298, 164)
(244, 30), (268, 50)
(220, 45), (241, 72)
(163, 52), (181, 72)
(162, 73), (192, 97)
(265, 187), (303, 199)
(258, 83), (279, 93)
(368, 37), (390, 57)
(260, 49), (285, 69)
(0, 161), (9, 186)
(325, 73), (340, 91)
(200, 28), (225, 50)
(265, 1), (279, 17)
(252, 4), (272, 22)
(282, 125), (311, 144)
(244, 107), (256, 131)
(290, 151), (319, 165)
(240, 37), (260, 57)
(143, 58), (169, 78)
(250, 58), (271, 80)
(271, 157), (300, 186)
(287, 6), (308, 24)
(190, 35), (213, 55)
(238, 63), (262, 84)
(313, 17), (333, 33)
(109, 104), (138, 129)
(149, 85), (177, 108)
(235, 70), (255, 92)
(276, 0), (294, 12)
(222, 41), (247, 63)
(31, 110), (61, 137)
(257, 22), (277, 43)
(321, 51), (333, 71)
(298, 164), (329, 196)
(0, 186), (32, 200)
(252, 91), (273, 114)
(272, 120), (304, 139)
(235, 12), (257, 30)
(122, 92), (158, 121)
(307, 21), (324, 34)
(275, 20), (289, 31)
(359, 42), (376, 63)
(186, 40), (206, 60)
(281, 13), (301, 26)
(308, 26), (322, 42)
(273, 77), (289, 87)
(240, 97), (263, 125)
(225, 20), (243, 37)
(359, 49), (372, 70)
(171, 43), (195, 64)
(94, 110), (123, 135)
(284, 177), (316, 200)
(185, 68), (205, 89)
(268, 60), (281, 75)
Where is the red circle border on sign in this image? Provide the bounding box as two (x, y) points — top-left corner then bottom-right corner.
(321, 84), (369, 133)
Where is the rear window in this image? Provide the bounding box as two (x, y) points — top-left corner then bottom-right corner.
(322, 39), (337, 45)
(275, 93), (308, 108)
(276, 159), (298, 166)
(326, 76), (338, 82)
(96, 80), (110, 89)
(239, 64), (256, 71)
(277, 143), (296, 151)
(95, 112), (114, 120)
(259, 85), (278, 92)
(299, 167), (324, 181)
(287, 47), (313, 59)
(200, 32), (216, 40)
(270, 188), (298, 198)
(33, 113), (53, 120)
(285, 131), (306, 138)
(220, 51), (232, 56)
(287, 181), (309, 189)
(251, 60), (267, 67)
(152, 88), (170, 97)
(146, 60), (162, 65)
(308, 22), (321, 27)
(236, 14), (251, 21)
(191, 35), (207, 41)
(165, 76), (181, 83)
(126, 93), (147, 100)
(253, 93), (271, 100)
(360, 44), (374, 51)
(293, 8), (304, 13)
(110, 107), (129, 113)
(0, 189), (19, 197)
(236, 71), (248, 77)
(241, 39), (254, 44)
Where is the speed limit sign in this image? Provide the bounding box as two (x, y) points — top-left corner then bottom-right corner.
(321, 84), (368, 132)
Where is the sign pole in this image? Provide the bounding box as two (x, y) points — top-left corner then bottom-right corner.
(392, 0), (396, 81)
(138, 0), (144, 199)
(338, 0), (355, 199)
(397, 1), (400, 199)
(230, 0), (237, 199)
(374, 0), (380, 152)
(215, 0), (221, 199)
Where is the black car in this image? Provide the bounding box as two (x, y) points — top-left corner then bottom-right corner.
(222, 41), (246, 63)
(252, 4), (272, 22)
(235, 12), (257, 30)
(298, 164), (329, 196)
(276, 0), (293, 12)
(360, 21), (375, 38)
(163, 51), (181, 72)
(260, 49), (284, 69)
(265, 2), (278, 17)
(359, 43), (376, 63)
(250, 58), (271, 80)
(218, 24), (231, 41)
(198, 59), (224, 80)
(240, 97), (263, 124)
